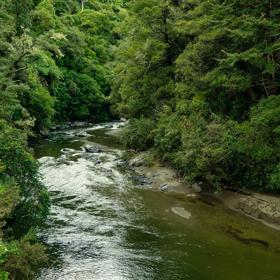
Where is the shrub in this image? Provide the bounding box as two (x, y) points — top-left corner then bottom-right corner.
(121, 118), (156, 151)
(0, 121), (49, 232)
(0, 231), (48, 280)
(234, 96), (280, 191)
(154, 111), (182, 160)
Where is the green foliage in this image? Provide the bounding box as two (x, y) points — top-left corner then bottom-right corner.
(0, 121), (49, 230)
(112, 0), (280, 192)
(0, 271), (8, 280)
(0, 232), (47, 280)
(49, 0), (122, 122)
(0, 0), (126, 278)
(234, 96), (280, 190)
(111, 0), (184, 118)
(121, 118), (156, 151)
(0, 183), (20, 224)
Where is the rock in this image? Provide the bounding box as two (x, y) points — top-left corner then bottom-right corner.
(224, 226), (269, 248)
(70, 121), (88, 128)
(129, 154), (145, 167)
(61, 148), (75, 153)
(192, 182), (202, 193)
(118, 123), (126, 128)
(76, 131), (88, 137)
(237, 197), (280, 225)
(104, 124), (113, 129)
(171, 207), (192, 219)
(84, 145), (102, 153)
(50, 125), (60, 131)
(160, 183), (169, 191)
(186, 194), (198, 198)
(40, 129), (49, 137)
(130, 175), (153, 186)
(60, 124), (71, 130)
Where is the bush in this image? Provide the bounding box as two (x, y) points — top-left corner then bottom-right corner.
(167, 115), (234, 188)
(121, 118), (156, 151)
(0, 121), (49, 231)
(154, 111), (182, 160)
(0, 272), (8, 280)
(233, 96), (280, 191)
(0, 231), (48, 280)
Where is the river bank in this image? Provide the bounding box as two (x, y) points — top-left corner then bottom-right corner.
(122, 147), (280, 231)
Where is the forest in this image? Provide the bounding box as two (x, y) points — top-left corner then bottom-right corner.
(0, 0), (280, 279)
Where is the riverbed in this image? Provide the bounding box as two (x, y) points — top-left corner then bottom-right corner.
(35, 123), (280, 280)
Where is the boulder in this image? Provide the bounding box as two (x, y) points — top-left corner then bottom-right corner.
(61, 148), (75, 153)
(76, 131), (88, 137)
(171, 207), (191, 219)
(192, 182), (202, 193)
(84, 145), (102, 153)
(104, 124), (113, 129)
(130, 175), (153, 186)
(129, 154), (145, 167)
(39, 129), (49, 137)
(160, 183), (169, 191)
(50, 125), (60, 131)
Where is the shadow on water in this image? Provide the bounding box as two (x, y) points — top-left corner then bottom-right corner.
(34, 123), (280, 280)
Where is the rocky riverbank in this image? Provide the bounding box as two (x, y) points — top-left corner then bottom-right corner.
(127, 151), (280, 230)
(218, 191), (280, 230)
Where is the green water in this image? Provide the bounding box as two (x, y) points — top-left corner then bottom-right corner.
(35, 123), (280, 280)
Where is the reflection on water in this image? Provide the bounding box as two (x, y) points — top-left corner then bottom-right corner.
(35, 123), (280, 280)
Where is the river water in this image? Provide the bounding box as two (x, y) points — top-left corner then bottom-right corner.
(35, 123), (280, 280)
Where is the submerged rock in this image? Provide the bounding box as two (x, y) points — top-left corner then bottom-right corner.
(129, 154), (145, 167)
(70, 121), (89, 128)
(160, 183), (169, 191)
(84, 145), (102, 153)
(50, 125), (60, 131)
(237, 197), (280, 226)
(192, 182), (202, 193)
(130, 175), (153, 186)
(104, 124), (114, 129)
(76, 131), (88, 137)
(171, 207), (191, 219)
(224, 226), (269, 248)
(39, 129), (50, 137)
(61, 148), (75, 153)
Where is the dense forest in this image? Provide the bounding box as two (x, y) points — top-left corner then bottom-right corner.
(0, 0), (124, 278)
(112, 0), (280, 192)
(0, 0), (280, 279)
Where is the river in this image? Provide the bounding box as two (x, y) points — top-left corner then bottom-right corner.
(34, 123), (280, 280)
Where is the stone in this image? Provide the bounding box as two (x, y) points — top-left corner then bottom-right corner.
(130, 175), (153, 185)
(129, 154), (145, 167)
(40, 129), (49, 137)
(192, 182), (202, 193)
(160, 183), (169, 191)
(50, 125), (60, 131)
(76, 131), (88, 137)
(61, 148), (74, 153)
(84, 145), (102, 153)
(171, 207), (192, 219)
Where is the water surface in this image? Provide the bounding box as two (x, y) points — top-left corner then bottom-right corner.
(35, 123), (280, 280)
